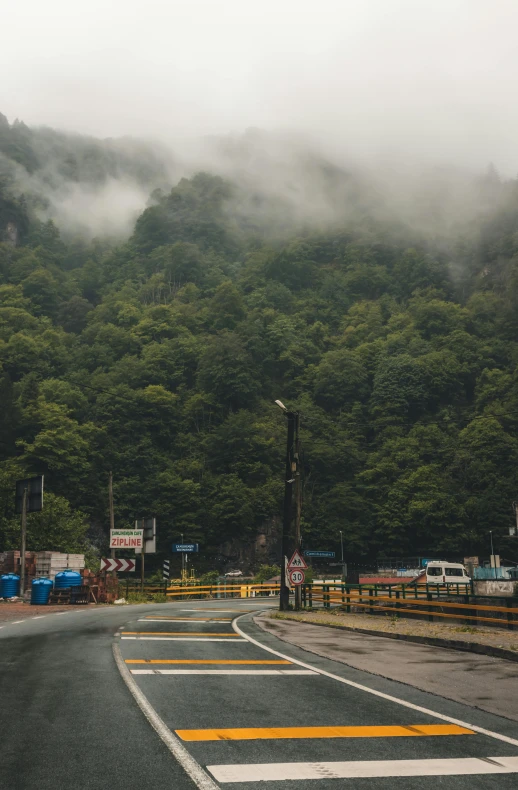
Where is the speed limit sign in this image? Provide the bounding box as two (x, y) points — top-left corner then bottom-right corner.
(289, 569), (305, 586)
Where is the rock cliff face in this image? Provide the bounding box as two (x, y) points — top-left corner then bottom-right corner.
(5, 221), (17, 245)
(219, 517), (281, 573)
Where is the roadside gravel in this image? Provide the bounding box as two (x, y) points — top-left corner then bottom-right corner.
(270, 609), (518, 651)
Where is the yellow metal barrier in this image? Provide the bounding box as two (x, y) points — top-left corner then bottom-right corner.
(302, 587), (517, 629)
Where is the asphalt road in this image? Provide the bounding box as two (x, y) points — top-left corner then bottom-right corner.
(257, 616), (518, 722)
(2, 599), (518, 789)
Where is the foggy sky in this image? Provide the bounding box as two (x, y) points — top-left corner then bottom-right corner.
(2, 0), (518, 173)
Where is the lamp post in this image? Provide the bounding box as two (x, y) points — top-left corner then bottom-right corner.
(339, 530), (345, 582)
(275, 400), (299, 611)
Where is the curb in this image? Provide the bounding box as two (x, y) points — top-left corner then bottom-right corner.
(265, 615), (518, 663)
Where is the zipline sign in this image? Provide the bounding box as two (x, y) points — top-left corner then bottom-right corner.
(110, 529), (143, 549)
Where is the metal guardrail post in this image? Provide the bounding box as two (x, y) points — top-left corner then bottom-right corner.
(324, 585), (330, 609)
(506, 599), (514, 631)
(464, 593), (473, 625)
(369, 588), (374, 615)
(395, 589), (400, 614)
(309, 585), (313, 608)
(345, 585), (351, 613)
(426, 592), (434, 622)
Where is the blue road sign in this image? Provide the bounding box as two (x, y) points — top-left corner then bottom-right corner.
(304, 551), (336, 558)
(172, 543), (199, 553)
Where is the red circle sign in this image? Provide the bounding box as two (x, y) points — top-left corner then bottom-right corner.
(289, 569), (305, 586)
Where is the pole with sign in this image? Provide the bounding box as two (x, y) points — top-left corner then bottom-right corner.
(134, 518), (156, 591)
(172, 541), (198, 582)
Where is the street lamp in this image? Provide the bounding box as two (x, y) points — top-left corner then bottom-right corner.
(490, 530), (496, 579)
(275, 399), (300, 611)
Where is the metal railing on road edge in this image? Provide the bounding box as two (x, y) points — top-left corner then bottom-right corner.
(301, 584), (518, 630)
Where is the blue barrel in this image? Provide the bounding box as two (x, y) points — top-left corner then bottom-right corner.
(31, 578), (53, 605)
(1, 573), (20, 598)
(54, 570), (82, 589)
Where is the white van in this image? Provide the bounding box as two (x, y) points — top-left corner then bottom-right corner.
(425, 561), (471, 584)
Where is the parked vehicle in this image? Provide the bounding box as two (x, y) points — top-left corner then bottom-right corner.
(425, 561), (470, 584)
(224, 570), (243, 577)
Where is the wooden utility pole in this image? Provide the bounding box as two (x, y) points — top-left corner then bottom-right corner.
(108, 471), (115, 559)
(20, 487), (28, 596)
(280, 412), (296, 611)
(293, 413), (302, 611)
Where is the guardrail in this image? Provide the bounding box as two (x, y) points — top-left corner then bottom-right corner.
(300, 584), (517, 630)
(165, 583), (280, 599)
(120, 581), (280, 599)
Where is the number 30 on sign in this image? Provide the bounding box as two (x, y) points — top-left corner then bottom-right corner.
(289, 569), (305, 585)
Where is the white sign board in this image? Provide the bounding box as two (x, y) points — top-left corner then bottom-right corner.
(110, 529), (143, 549)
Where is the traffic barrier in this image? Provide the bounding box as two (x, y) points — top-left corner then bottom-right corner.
(300, 584), (517, 630)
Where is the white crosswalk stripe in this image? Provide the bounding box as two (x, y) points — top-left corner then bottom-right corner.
(207, 756), (518, 783)
(130, 669), (317, 675)
(121, 637), (246, 642)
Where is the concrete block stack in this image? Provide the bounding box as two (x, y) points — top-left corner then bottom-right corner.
(35, 552), (85, 580)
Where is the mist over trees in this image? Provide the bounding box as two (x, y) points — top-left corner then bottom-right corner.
(1, 114), (518, 569)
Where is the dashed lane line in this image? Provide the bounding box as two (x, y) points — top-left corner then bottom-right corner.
(176, 724), (474, 741)
(233, 613), (518, 748)
(207, 756), (518, 783)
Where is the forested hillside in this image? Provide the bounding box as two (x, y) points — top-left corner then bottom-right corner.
(2, 116), (518, 571)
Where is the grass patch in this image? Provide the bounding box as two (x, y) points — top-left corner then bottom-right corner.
(126, 592), (168, 604)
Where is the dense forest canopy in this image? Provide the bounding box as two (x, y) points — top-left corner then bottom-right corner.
(1, 114), (518, 571)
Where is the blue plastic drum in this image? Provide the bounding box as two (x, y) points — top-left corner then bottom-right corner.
(31, 577), (53, 605)
(1, 573), (20, 598)
(54, 570), (82, 589)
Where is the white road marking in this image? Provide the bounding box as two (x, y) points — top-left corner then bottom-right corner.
(54, 612), (69, 615)
(233, 615), (518, 748)
(121, 637), (246, 642)
(112, 643), (219, 790)
(130, 669), (317, 676)
(11, 620), (25, 624)
(31, 616), (46, 619)
(207, 756), (518, 782)
(138, 619), (231, 623)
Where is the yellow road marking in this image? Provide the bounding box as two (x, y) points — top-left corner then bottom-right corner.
(125, 659), (293, 665)
(176, 724), (475, 741)
(121, 631), (239, 639)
